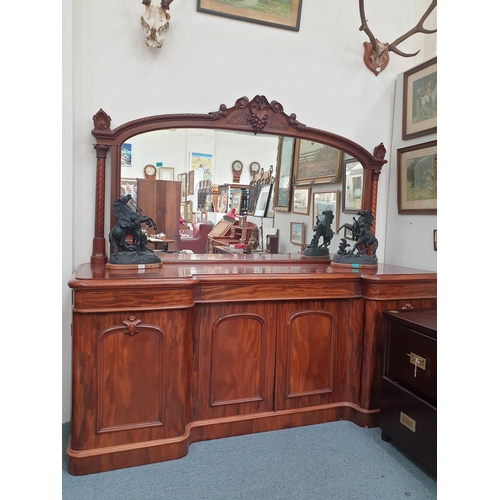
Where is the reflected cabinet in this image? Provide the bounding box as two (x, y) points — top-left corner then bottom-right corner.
(67, 256), (436, 475)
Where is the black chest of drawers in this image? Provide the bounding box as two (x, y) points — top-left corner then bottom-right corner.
(380, 308), (437, 475)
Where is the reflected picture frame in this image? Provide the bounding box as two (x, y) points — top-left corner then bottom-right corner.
(188, 170), (195, 195)
(290, 221), (304, 245)
(403, 57), (437, 140)
(190, 151), (213, 180)
(273, 136), (295, 212)
(254, 183), (273, 217)
(293, 140), (342, 185)
(292, 186), (310, 215)
(197, 0), (303, 32)
(397, 140), (437, 214)
(312, 190), (339, 233)
(159, 167), (175, 181)
(178, 173), (187, 200)
(342, 158), (364, 214)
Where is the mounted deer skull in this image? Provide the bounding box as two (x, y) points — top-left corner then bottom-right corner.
(141, 0), (174, 49)
(359, 0), (436, 75)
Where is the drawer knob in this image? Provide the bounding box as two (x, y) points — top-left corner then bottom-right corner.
(402, 303), (414, 309)
(407, 352), (426, 376)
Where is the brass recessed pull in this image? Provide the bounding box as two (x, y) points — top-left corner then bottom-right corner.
(400, 412), (416, 432)
(407, 352), (426, 377)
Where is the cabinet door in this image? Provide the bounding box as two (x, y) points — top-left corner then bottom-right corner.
(196, 301), (277, 420)
(274, 298), (364, 411)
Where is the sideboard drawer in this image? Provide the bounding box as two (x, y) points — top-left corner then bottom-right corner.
(386, 323), (436, 402)
(379, 377), (436, 474)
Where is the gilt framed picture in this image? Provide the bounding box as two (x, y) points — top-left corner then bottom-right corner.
(403, 57), (437, 140)
(197, 0), (303, 31)
(312, 191), (339, 233)
(293, 140), (342, 185)
(397, 141), (437, 214)
(290, 222), (304, 245)
(342, 158), (363, 213)
(273, 136), (295, 212)
(292, 187), (310, 215)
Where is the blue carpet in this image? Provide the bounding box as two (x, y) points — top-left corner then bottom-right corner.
(62, 421), (436, 500)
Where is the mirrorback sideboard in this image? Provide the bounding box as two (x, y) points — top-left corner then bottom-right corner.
(66, 254), (436, 475)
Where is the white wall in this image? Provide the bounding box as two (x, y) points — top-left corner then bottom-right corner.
(62, 0), (436, 421)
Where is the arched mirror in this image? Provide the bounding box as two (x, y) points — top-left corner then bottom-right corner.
(90, 95), (387, 264)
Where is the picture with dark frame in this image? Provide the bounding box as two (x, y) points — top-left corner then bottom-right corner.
(403, 57), (437, 140)
(197, 0), (303, 31)
(254, 183), (273, 217)
(397, 140), (437, 214)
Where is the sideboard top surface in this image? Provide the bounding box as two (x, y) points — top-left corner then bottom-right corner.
(70, 253), (436, 289)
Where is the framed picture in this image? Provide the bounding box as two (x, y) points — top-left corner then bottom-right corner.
(159, 167), (174, 181)
(403, 57), (437, 140)
(397, 141), (437, 214)
(197, 0), (302, 32)
(201, 211), (208, 222)
(254, 183), (273, 217)
(188, 170), (195, 195)
(217, 184), (229, 213)
(230, 190), (242, 214)
(178, 173), (187, 200)
(344, 226), (354, 241)
(120, 178), (137, 200)
(292, 187), (310, 215)
(185, 201), (193, 223)
(190, 151), (213, 180)
(121, 143), (132, 167)
(312, 190), (339, 233)
(290, 222), (304, 245)
(273, 136), (295, 212)
(342, 158), (364, 213)
(293, 140), (342, 185)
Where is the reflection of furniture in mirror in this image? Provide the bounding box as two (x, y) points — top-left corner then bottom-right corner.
(136, 179), (181, 251)
(208, 218), (258, 253)
(89, 95), (387, 264)
(179, 221), (214, 253)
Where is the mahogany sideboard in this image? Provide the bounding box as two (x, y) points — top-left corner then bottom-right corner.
(67, 254), (437, 475)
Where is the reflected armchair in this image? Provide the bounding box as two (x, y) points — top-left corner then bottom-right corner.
(179, 221), (214, 253)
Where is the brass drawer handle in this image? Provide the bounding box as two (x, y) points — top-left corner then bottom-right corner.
(407, 352), (426, 376)
(402, 303), (414, 309)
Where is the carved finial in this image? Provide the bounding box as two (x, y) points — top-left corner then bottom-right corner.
(92, 109), (111, 132)
(373, 142), (386, 159)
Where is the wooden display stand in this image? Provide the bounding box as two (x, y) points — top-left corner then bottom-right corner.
(137, 179), (181, 251)
(67, 256), (436, 476)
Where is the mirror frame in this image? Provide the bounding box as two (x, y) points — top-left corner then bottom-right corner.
(90, 95), (387, 264)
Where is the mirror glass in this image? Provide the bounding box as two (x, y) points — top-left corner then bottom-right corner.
(118, 128), (354, 250)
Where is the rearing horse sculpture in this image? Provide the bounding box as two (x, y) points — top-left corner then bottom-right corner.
(338, 210), (378, 256)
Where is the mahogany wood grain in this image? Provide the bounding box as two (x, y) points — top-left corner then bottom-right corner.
(67, 258), (436, 475)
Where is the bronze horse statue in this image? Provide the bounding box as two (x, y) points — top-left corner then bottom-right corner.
(338, 210), (378, 256)
(311, 210), (334, 249)
(109, 194), (157, 254)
